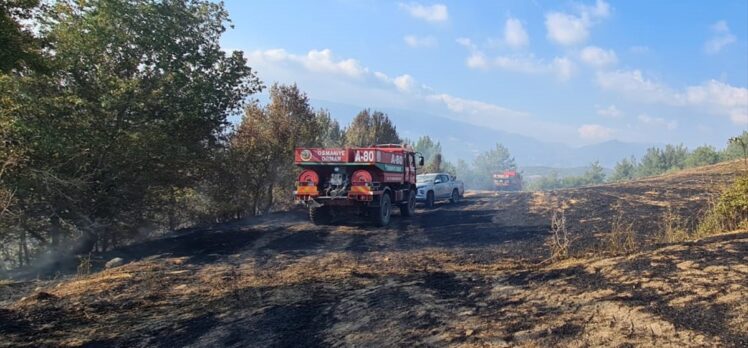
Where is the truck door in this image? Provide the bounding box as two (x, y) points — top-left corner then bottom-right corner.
(435, 174), (450, 198)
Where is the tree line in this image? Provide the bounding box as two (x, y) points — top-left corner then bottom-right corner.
(526, 133), (748, 191)
(608, 137), (747, 182)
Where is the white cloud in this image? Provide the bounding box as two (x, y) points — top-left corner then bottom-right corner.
(504, 18), (529, 48)
(461, 53), (574, 81)
(493, 55), (546, 74)
(638, 114), (678, 130)
(596, 105), (623, 118)
(685, 80), (748, 124)
(579, 0), (610, 18)
(426, 94), (525, 117)
(597, 69), (748, 125)
(580, 46), (617, 67)
(545, 13), (589, 46)
(249, 48), (367, 78)
(404, 35), (437, 48)
(466, 52), (489, 69)
(704, 20), (736, 54)
(456, 37), (474, 48)
(545, 0), (610, 46)
(393, 74), (415, 92)
(596, 70), (675, 103)
(399, 3), (448, 22)
(578, 124), (613, 141)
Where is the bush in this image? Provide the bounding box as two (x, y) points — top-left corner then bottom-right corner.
(697, 174), (748, 236)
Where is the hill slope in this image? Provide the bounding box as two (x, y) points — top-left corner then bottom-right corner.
(0, 161), (745, 347)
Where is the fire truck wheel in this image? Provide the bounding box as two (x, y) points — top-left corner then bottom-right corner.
(309, 206), (332, 225)
(425, 191), (435, 209)
(372, 193), (392, 227)
(450, 189), (460, 203)
(400, 190), (416, 217)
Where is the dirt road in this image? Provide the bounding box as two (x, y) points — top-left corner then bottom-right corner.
(1, 162), (746, 347)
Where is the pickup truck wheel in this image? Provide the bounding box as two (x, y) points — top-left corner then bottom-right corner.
(425, 191), (435, 209)
(450, 189), (460, 203)
(371, 193), (392, 227)
(400, 190), (416, 217)
(309, 206), (332, 225)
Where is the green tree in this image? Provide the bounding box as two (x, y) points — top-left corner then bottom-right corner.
(637, 147), (667, 177)
(661, 144), (688, 171)
(313, 109), (343, 147)
(413, 136), (441, 162)
(610, 157), (637, 182)
(583, 161), (606, 184)
(722, 131), (748, 163)
(252, 84), (319, 213)
(344, 109), (401, 146)
(423, 153), (443, 173)
(638, 144), (688, 177)
(413, 136), (447, 173)
(685, 145), (720, 168)
(2, 0), (262, 258)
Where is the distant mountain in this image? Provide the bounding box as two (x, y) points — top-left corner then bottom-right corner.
(573, 140), (653, 167)
(312, 99), (655, 168)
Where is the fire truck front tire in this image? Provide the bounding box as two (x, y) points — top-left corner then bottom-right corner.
(400, 190), (416, 217)
(371, 193), (392, 227)
(309, 206), (332, 225)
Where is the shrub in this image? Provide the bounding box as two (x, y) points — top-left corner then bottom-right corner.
(697, 174), (748, 236)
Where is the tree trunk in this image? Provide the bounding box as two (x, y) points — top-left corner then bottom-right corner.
(20, 229), (29, 266)
(168, 188), (178, 231)
(263, 183), (274, 215)
(50, 215), (61, 250)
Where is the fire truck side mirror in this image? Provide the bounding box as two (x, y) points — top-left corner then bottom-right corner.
(418, 155), (424, 166)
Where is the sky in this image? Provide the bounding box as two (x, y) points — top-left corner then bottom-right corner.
(220, 0), (748, 149)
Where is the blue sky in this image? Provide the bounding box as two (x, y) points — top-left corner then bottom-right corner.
(221, 0), (748, 148)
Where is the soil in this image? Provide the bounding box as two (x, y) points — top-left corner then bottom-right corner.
(0, 161), (745, 347)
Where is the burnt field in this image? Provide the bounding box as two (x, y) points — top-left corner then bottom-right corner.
(1, 161), (746, 347)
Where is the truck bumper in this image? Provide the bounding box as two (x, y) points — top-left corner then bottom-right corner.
(296, 191), (384, 208)
(415, 189), (428, 201)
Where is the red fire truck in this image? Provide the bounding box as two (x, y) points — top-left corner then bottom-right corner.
(492, 170), (523, 191)
(294, 144), (423, 227)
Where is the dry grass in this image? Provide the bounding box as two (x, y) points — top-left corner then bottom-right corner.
(76, 253), (93, 276)
(657, 206), (691, 243)
(602, 211), (638, 255)
(547, 208), (573, 261)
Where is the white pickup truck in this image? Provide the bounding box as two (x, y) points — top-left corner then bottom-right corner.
(416, 173), (465, 208)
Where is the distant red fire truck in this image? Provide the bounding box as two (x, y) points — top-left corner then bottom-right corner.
(294, 144), (423, 227)
(492, 170), (523, 191)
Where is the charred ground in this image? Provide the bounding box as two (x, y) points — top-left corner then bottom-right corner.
(0, 161), (746, 347)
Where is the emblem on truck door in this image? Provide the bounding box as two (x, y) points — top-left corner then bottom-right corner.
(300, 149), (312, 161)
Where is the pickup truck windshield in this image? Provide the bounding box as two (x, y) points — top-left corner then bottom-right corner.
(417, 174), (437, 183)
